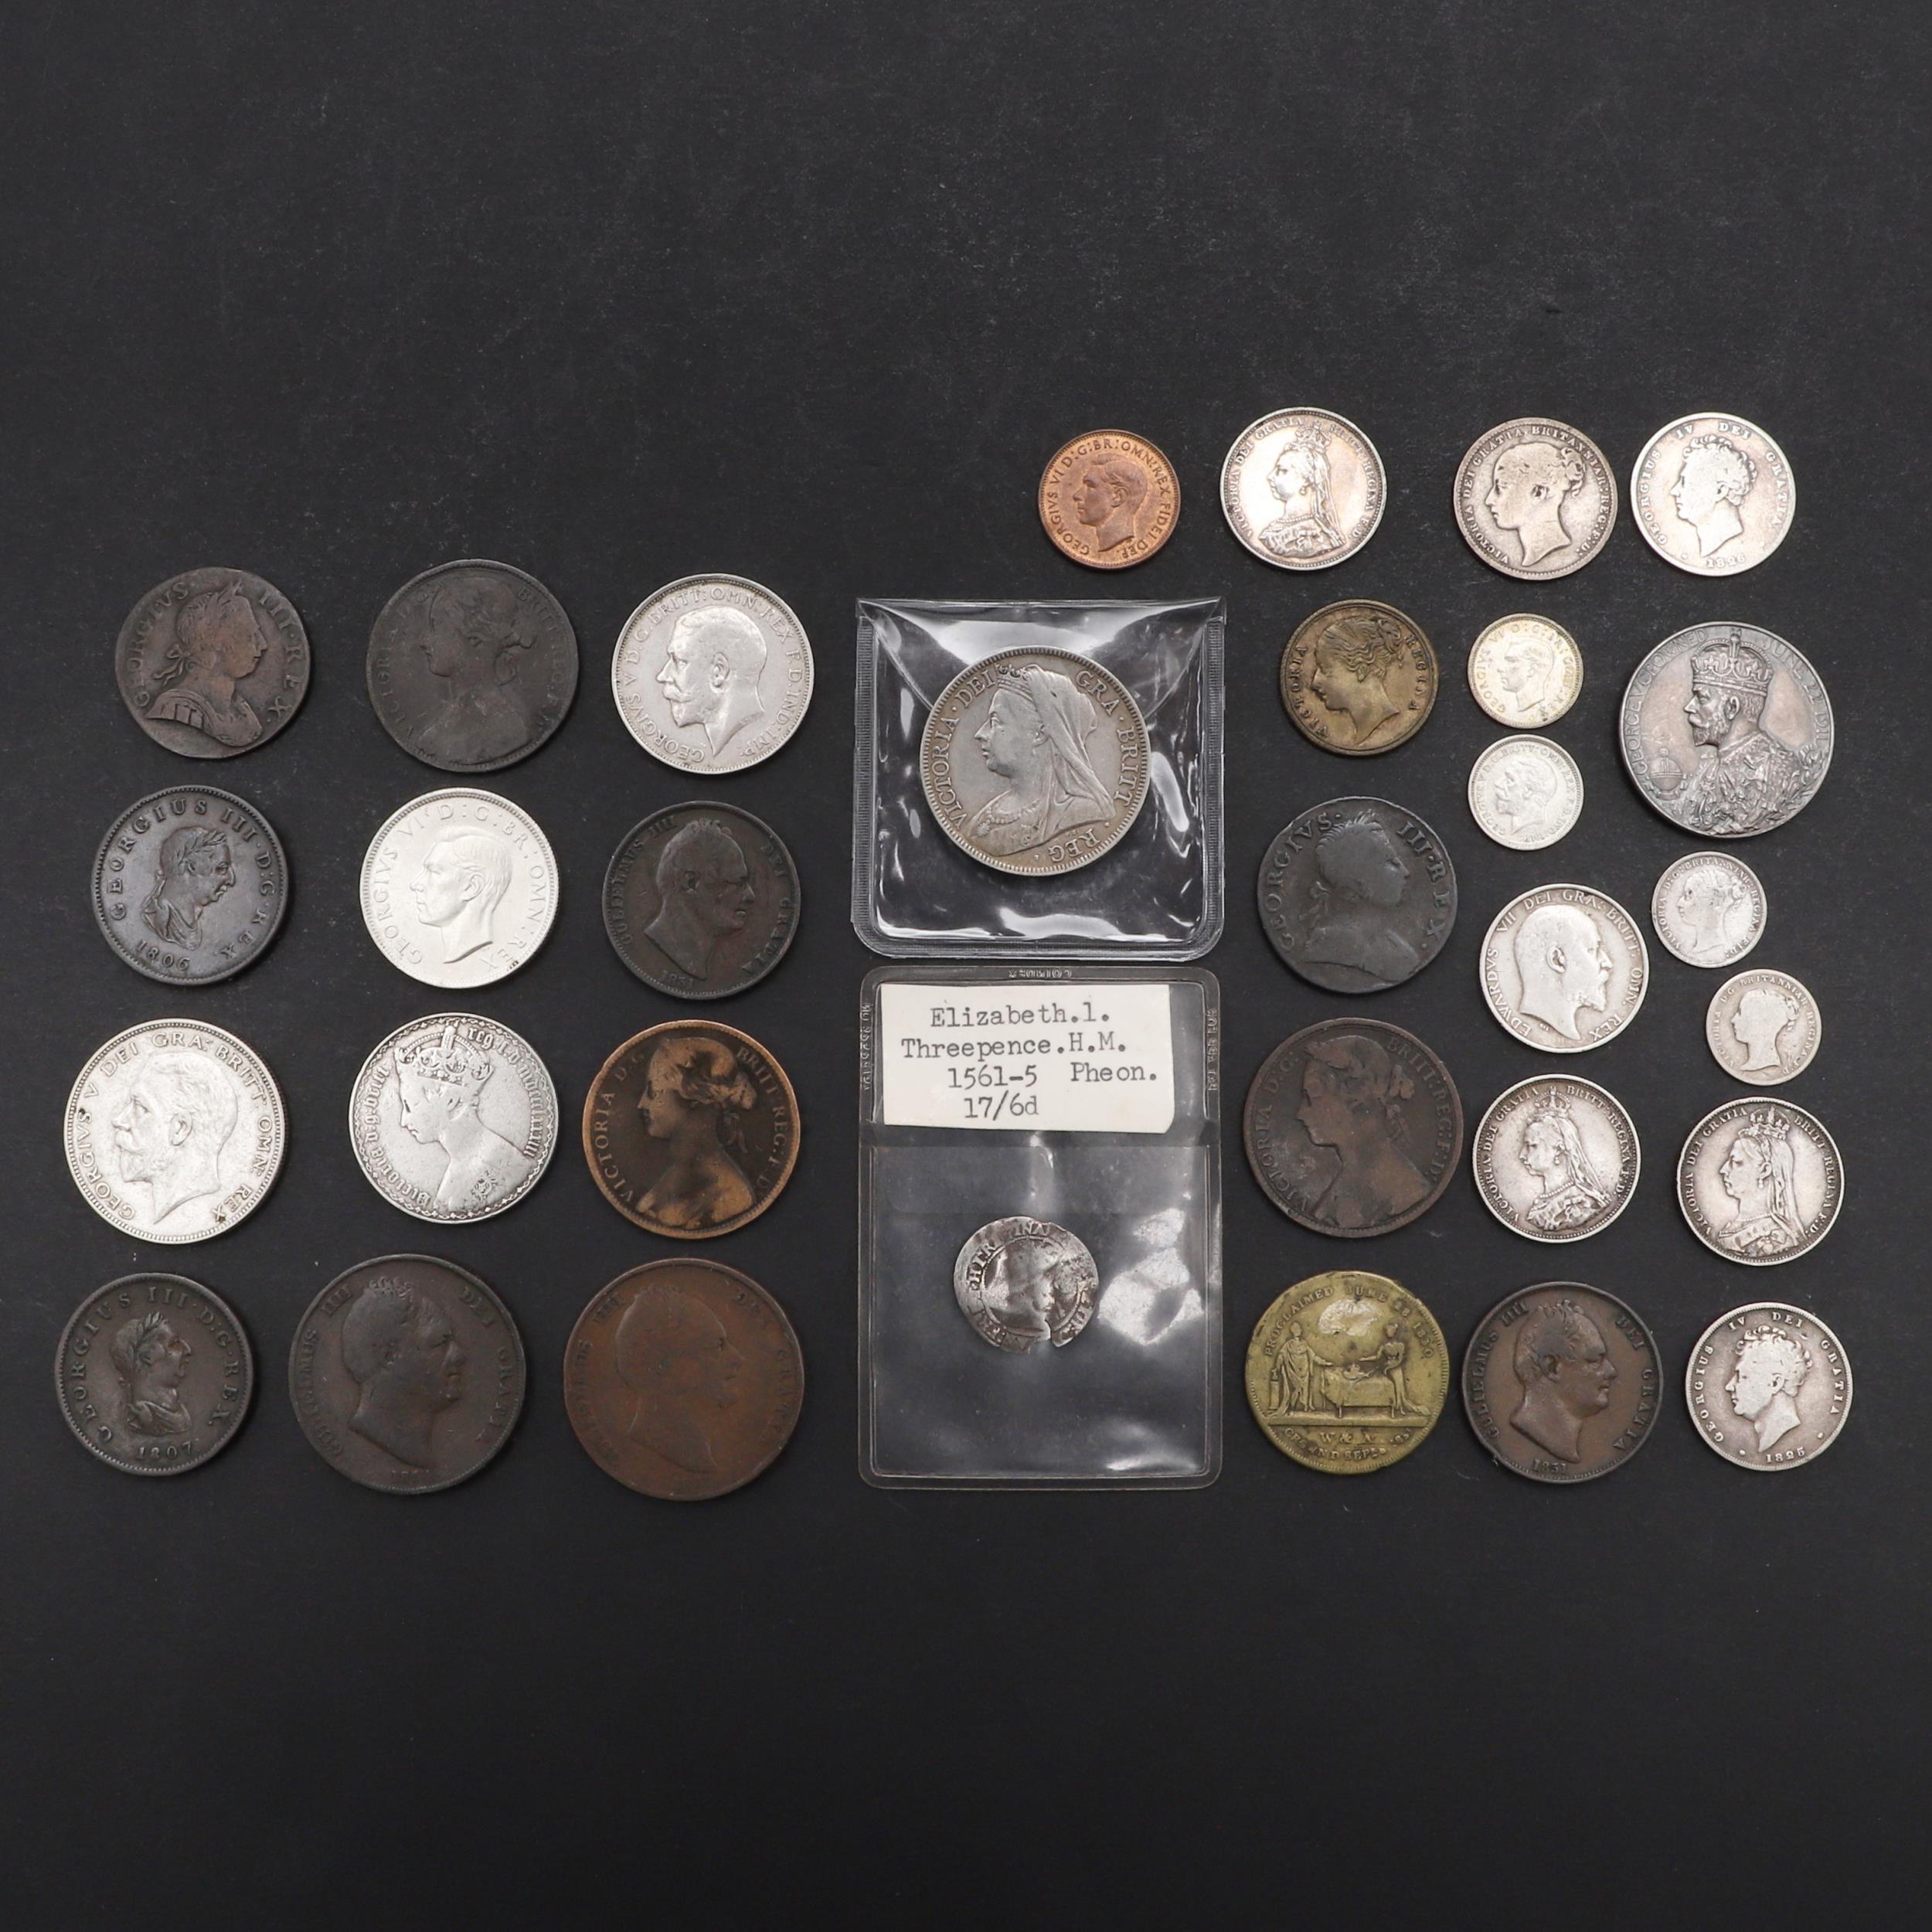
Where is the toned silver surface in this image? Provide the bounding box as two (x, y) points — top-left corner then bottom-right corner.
(1452, 419), (1617, 580)
(1471, 1077), (1640, 1243)
(953, 1218), (1099, 1353)
(1467, 614), (1583, 729)
(1686, 1303), (1852, 1471)
(1706, 969), (1821, 1086)
(1468, 736), (1583, 851)
(1631, 413), (1794, 574)
(1480, 885), (1648, 1053)
(1651, 852), (1766, 968)
(1219, 407), (1386, 569)
(1679, 1098), (1842, 1266)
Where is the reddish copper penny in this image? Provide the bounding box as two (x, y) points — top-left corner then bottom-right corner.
(1037, 429), (1180, 569)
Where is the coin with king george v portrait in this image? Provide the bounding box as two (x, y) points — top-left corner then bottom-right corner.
(1467, 614), (1583, 729)
(1686, 1303), (1852, 1471)
(114, 567), (309, 757)
(1257, 796), (1456, 993)
(92, 786), (288, 985)
(1038, 429), (1180, 569)
(953, 1219), (1098, 1354)
(1219, 408), (1386, 569)
(1279, 600), (1437, 756)
(56, 1275), (254, 1476)
(1651, 852), (1767, 968)
(1706, 970), (1821, 1087)
(1453, 418), (1617, 580)
(1631, 413), (1794, 574)
(1468, 736), (1583, 851)
(1472, 1077), (1640, 1243)
(1480, 885), (1648, 1053)
(1678, 1098), (1842, 1267)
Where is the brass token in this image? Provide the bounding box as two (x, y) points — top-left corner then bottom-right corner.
(1279, 600), (1437, 755)
(1036, 429), (1180, 569)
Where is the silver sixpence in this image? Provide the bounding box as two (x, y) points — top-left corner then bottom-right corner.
(1467, 614), (1583, 729)
(1631, 413), (1794, 574)
(1706, 970), (1821, 1087)
(953, 1218), (1098, 1353)
(1481, 885), (1648, 1053)
(65, 1020), (285, 1243)
(1678, 1098), (1842, 1266)
(360, 788), (557, 988)
(611, 573), (813, 773)
(350, 1013), (557, 1223)
(1621, 624), (1832, 838)
(1471, 1077), (1639, 1243)
(1686, 1303), (1852, 1471)
(1452, 419), (1617, 580)
(1652, 852), (1766, 967)
(1468, 736), (1583, 851)
(1219, 407), (1386, 569)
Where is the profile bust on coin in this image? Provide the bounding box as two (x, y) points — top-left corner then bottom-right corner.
(1687, 1304), (1851, 1471)
(1474, 1077), (1640, 1243)
(954, 1219), (1098, 1354)
(1279, 601), (1437, 756)
(1467, 614), (1582, 730)
(1707, 970), (1821, 1087)
(1220, 409), (1386, 570)
(1632, 415), (1794, 574)
(1038, 430), (1179, 568)
(1454, 419), (1616, 580)
(1679, 1099), (1843, 1266)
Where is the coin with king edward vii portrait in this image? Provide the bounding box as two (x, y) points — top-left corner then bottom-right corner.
(1480, 885), (1648, 1053)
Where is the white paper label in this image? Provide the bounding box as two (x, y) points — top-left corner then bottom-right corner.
(876, 982), (1175, 1133)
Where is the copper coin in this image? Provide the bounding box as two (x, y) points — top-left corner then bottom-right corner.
(1279, 600), (1437, 755)
(1036, 429), (1180, 569)
(564, 1259), (804, 1500)
(582, 1020), (799, 1238)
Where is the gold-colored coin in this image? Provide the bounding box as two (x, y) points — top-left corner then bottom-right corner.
(1278, 599), (1437, 755)
(1245, 1270), (1448, 1474)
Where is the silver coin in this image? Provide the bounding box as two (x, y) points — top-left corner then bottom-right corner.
(1480, 885), (1648, 1053)
(1219, 407), (1386, 569)
(1471, 1077), (1640, 1243)
(611, 573), (813, 774)
(1468, 736), (1583, 851)
(360, 788), (558, 988)
(953, 1218), (1098, 1354)
(1452, 418), (1617, 580)
(1466, 614), (1583, 729)
(1631, 413), (1794, 575)
(1678, 1097), (1842, 1266)
(1685, 1303), (1852, 1471)
(1706, 969), (1821, 1087)
(920, 646), (1149, 875)
(1651, 852), (1766, 967)
(64, 1020), (285, 1243)
(1620, 623), (1832, 838)
(350, 1013), (557, 1223)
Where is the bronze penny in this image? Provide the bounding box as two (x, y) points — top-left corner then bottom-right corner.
(1037, 429), (1180, 569)
(564, 1258), (804, 1501)
(1243, 1018), (1462, 1236)
(581, 1021), (799, 1238)
(1279, 599), (1437, 755)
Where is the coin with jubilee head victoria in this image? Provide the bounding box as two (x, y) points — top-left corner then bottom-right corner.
(1220, 408), (1386, 569)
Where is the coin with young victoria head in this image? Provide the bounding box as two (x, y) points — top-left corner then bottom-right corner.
(953, 1218), (1098, 1354)
(1472, 1077), (1640, 1243)
(115, 568), (309, 757)
(1632, 414), (1794, 574)
(1468, 614), (1583, 729)
(1453, 419), (1617, 580)
(1651, 852), (1766, 968)
(56, 1274), (254, 1475)
(1679, 1098), (1842, 1266)
(1280, 601), (1437, 756)
(1220, 408), (1386, 569)
(1707, 970), (1821, 1087)
(1038, 430), (1179, 568)
(1468, 736), (1583, 851)
(1481, 886), (1648, 1053)
(1687, 1303), (1851, 1471)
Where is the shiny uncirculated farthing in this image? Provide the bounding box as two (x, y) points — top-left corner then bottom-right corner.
(1678, 1098), (1842, 1266)
(1279, 600), (1437, 755)
(1621, 624), (1832, 838)
(92, 786), (288, 984)
(1651, 852), (1766, 967)
(1468, 614), (1583, 729)
(612, 573), (812, 774)
(1472, 1076), (1640, 1243)
(1038, 429), (1179, 568)
(64, 1020), (284, 1243)
(56, 1274), (254, 1475)
(1257, 796), (1456, 993)
(360, 787), (557, 988)
(1452, 418), (1617, 580)
(1468, 736), (1583, 851)
(953, 1218), (1098, 1353)
(1707, 969), (1821, 1087)
(920, 645), (1150, 874)
(1481, 885), (1648, 1053)
(1220, 408), (1386, 569)
(1246, 1270), (1447, 1474)
(1686, 1302), (1851, 1470)
(1631, 413), (1794, 574)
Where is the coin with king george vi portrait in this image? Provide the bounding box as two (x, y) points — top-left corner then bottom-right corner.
(1707, 969), (1821, 1087)
(1472, 1077), (1640, 1243)
(1452, 419), (1617, 580)
(953, 1218), (1098, 1354)
(350, 1013), (557, 1224)
(288, 1254), (526, 1495)
(1257, 796), (1456, 993)
(367, 559), (577, 773)
(1219, 408), (1386, 569)
(1651, 852), (1767, 968)
(64, 1020), (284, 1244)
(92, 786), (288, 985)
(1631, 413), (1794, 575)
(1038, 429), (1180, 569)
(612, 573), (813, 774)
(1279, 600), (1437, 756)
(1678, 1098), (1842, 1267)
(1621, 624), (1832, 839)
(1686, 1303), (1852, 1471)
(1468, 614), (1583, 730)
(1468, 736), (1583, 851)
(1462, 1284), (1659, 1484)
(1480, 885), (1648, 1053)
(114, 567), (309, 757)
(360, 787), (557, 989)
(56, 1275), (254, 1476)
(602, 802), (800, 999)
(919, 645), (1150, 875)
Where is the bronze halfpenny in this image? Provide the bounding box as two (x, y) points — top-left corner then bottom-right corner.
(1037, 429), (1180, 569)
(1279, 599), (1437, 755)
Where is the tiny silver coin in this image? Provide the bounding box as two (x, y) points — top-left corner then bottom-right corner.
(1219, 407), (1386, 569)
(1452, 418), (1617, 580)
(1631, 413), (1794, 575)
(953, 1218), (1098, 1353)
(1706, 969), (1821, 1087)
(1678, 1097), (1842, 1266)
(1651, 852), (1766, 968)
(1685, 1302), (1851, 1471)
(1471, 1076), (1640, 1243)
(1467, 614), (1583, 729)
(1468, 736), (1583, 851)
(1480, 885), (1648, 1053)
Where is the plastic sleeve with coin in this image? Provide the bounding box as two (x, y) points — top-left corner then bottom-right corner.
(857, 964), (1222, 1488)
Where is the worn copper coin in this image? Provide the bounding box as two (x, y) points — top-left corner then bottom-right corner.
(1686, 1302), (1852, 1471)
(1678, 1098), (1842, 1266)
(1279, 600), (1437, 755)
(1037, 429), (1180, 568)
(565, 1259), (804, 1500)
(1452, 418), (1617, 580)
(583, 1020), (799, 1238)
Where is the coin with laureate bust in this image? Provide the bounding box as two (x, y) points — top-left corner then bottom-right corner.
(1246, 1270), (1447, 1475)
(1686, 1303), (1851, 1471)
(1472, 1077), (1640, 1243)
(1468, 736), (1583, 851)
(1468, 614), (1583, 729)
(1651, 852), (1767, 968)
(56, 1275), (253, 1476)
(1678, 1098), (1842, 1267)
(1452, 418), (1617, 580)
(953, 1218), (1098, 1353)
(1038, 429), (1179, 569)
(1631, 413), (1794, 575)
(114, 567), (309, 757)
(1220, 408), (1386, 569)
(1280, 600), (1437, 755)
(1706, 969), (1821, 1087)
(1480, 885), (1648, 1053)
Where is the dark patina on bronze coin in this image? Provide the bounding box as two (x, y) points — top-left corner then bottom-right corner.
(1279, 600), (1437, 755)
(602, 803), (800, 999)
(115, 567), (310, 758)
(287, 1254), (526, 1494)
(583, 1021), (800, 1239)
(565, 1259), (804, 1501)
(1244, 1018), (1462, 1236)
(1462, 1284), (1660, 1483)
(367, 559), (578, 772)
(1258, 796), (1456, 993)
